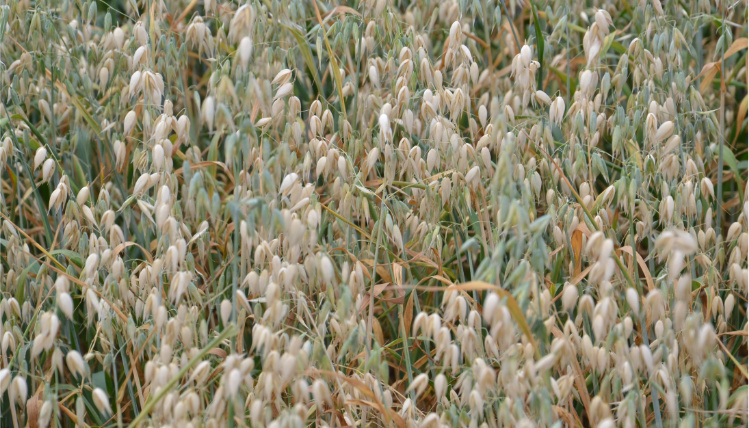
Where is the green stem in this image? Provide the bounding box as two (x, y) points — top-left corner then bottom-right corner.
(499, 0), (521, 53)
(366, 198), (388, 354)
(716, 12), (726, 239)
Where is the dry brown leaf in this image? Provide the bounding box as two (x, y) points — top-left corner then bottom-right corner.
(733, 95), (748, 146)
(616, 246), (655, 291)
(548, 245), (564, 258)
(724, 37), (749, 60)
(576, 223), (593, 237)
(323, 5), (362, 19)
(694, 38), (745, 95)
(571, 229), (583, 277)
(699, 62), (721, 93)
(404, 290), (415, 337)
(405, 249), (440, 269)
(569, 264), (594, 286)
(360, 259), (392, 282)
(553, 405), (579, 427)
(114, 241), (154, 263)
(372, 317), (385, 346)
(26, 393), (42, 428)
(358, 282), (406, 313)
(427, 275), (454, 286)
(207, 348), (228, 359)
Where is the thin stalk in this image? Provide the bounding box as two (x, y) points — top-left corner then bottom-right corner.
(451, 224), (466, 283)
(499, 0), (521, 53)
(111, 351), (123, 428)
(716, 11), (726, 239)
(410, 284), (434, 380)
(481, 0), (493, 71)
(117, 334), (139, 419)
(231, 206), (240, 351)
(399, 305), (415, 402)
(366, 198), (388, 354)
(377, 228), (415, 401)
(566, 6), (570, 99)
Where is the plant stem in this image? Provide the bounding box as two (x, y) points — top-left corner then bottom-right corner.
(716, 10), (726, 240)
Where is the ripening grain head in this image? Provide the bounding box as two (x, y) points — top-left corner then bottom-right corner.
(0, 0), (745, 426)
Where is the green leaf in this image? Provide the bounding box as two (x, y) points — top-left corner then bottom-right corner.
(280, 22), (325, 102)
(530, 1), (544, 89)
(599, 31), (616, 59)
(720, 147), (745, 201)
(93, 371), (109, 392)
(50, 249), (84, 268)
(2, 120), (55, 246)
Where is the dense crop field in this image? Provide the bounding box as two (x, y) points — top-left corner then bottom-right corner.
(0, 0), (747, 426)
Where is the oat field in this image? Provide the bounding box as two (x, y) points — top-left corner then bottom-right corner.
(0, 0), (747, 426)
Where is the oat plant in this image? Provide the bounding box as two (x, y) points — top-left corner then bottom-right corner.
(0, 0), (746, 426)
